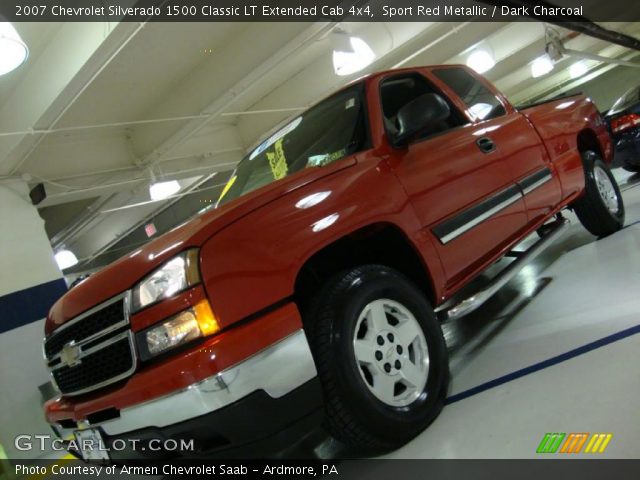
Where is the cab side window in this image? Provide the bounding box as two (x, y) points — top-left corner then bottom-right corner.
(432, 67), (506, 121)
(380, 73), (464, 141)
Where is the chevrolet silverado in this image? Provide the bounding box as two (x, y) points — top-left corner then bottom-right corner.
(43, 65), (624, 459)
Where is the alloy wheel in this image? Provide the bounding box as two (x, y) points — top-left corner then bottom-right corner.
(352, 299), (429, 407)
(594, 165), (620, 214)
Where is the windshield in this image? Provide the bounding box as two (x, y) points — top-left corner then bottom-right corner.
(217, 83), (367, 207)
(609, 85), (640, 116)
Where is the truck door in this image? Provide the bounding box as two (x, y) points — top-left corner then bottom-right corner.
(430, 66), (563, 226)
(378, 70), (529, 288)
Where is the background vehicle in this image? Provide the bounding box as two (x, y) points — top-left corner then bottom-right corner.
(43, 65), (623, 459)
(606, 84), (640, 172)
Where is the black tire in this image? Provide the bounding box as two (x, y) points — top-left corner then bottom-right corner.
(305, 265), (448, 451)
(572, 151), (624, 237)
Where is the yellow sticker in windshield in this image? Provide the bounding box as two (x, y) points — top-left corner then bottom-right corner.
(218, 175), (237, 202)
(266, 139), (288, 180)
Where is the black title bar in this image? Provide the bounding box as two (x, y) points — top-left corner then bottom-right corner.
(1, 0), (640, 22)
(9, 459), (640, 479)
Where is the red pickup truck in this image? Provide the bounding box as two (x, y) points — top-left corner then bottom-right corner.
(44, 65), (623, 459)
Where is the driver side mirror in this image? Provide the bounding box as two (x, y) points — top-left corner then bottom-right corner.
(392, 93), (451, 147)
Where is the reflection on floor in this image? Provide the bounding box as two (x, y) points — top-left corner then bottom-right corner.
(380, 168), (640, 458)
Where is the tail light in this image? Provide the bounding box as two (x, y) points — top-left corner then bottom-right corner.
(610, 113), (640, 133)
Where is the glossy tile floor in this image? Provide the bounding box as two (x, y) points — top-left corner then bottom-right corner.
(378, 168), (640, 459)
(35, 170), (640, 465)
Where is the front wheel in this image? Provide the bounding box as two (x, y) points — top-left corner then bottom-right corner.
(306, 265), (448, 451)
(572, 151), (624, 237)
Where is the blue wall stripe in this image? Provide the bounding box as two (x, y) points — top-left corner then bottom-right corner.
(446, 323), (640, 404)
(0, 279), (67, 334)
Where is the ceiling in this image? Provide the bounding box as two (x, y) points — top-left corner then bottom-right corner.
(1, 16), (640, 274)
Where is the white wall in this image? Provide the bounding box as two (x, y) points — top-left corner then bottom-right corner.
(0, 180), (61, 293)
(578, 65), (640, 113)
(0, 320), (52, 459)
(0, 179), (66, 459)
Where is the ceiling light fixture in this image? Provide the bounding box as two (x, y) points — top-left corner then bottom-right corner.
(332, 36), (375, 76)
(149, 180), (180, 201)
(0, 22), (28, 75)
(569, 61), (588, 79)
(531, 54), (554, 78)
(55, 250), (78, 271)
(466, 49), (495, 74)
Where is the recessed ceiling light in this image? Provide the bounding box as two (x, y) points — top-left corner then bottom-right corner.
(149, 180), (180, 201)
(0, 22), (28, 76)
(531, 55), (554, 78)
(569, 61), (588, 79)
(332, 36), (375, 76)
(466, 49), (495, 74)
(55, 250), (78, 270)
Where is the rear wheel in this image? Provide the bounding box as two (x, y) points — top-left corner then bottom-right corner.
(306, 265), (448, 451)
(572, 151), (624, 237)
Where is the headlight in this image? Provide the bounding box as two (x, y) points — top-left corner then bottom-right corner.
(136, 299), (220, 360)
(131, 249), (200, 312)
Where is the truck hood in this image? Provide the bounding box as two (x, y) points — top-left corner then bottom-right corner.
(46, 158), (356, 334)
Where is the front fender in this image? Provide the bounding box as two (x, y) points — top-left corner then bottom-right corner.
(199, 154), (443, 328)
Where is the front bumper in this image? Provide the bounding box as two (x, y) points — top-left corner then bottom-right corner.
(51, 329), (322, 458)
(102, 379), (322, 459)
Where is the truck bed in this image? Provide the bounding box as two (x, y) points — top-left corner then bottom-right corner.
(516, 92), (583, 111)
(517, 93), (613, 200)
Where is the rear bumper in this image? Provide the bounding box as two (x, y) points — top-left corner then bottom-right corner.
(50, 329), (322, 458)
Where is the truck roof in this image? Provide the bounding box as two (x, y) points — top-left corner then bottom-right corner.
(349, 64), (467, 84)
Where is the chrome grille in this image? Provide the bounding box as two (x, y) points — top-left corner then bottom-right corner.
(44, 292), (136, 396)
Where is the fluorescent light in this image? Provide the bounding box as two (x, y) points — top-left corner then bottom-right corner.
(531, 55), (554, 78)
(333, 37), (374, 76)
(466, 49), (495, 74)
(149, 180), (180, 201)
(332, 31), (354, 53)
(0, 23), (28, 75)
(55, 250), (78, 270)
(569, 61), (588, 79)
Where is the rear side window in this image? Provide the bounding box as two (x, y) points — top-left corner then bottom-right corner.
(433, 67), (506, 121)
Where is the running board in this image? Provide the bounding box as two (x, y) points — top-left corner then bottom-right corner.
(434, 217), (571, 321)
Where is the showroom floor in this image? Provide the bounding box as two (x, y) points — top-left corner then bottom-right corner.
(378, 168), (640, 459)
(35, 169), (640, 465)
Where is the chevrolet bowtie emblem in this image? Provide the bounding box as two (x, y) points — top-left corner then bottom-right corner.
(60, 341), (82, 368)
